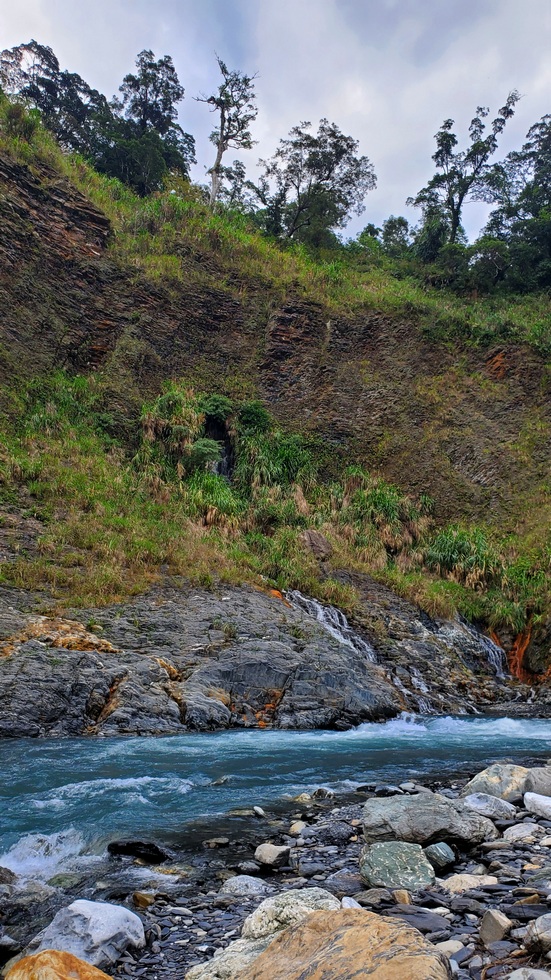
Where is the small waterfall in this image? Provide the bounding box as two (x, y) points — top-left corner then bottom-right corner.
(459, 616), (508, 678)
(286, 590), (377, 663)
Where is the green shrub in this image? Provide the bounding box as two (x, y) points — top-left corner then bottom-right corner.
(425, 525), (502, 588)
(236, 400), (271, 435)
(200, 394), (233, 425)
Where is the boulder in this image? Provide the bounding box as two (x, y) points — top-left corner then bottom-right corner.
(0, 867), (17, 885)
(424, 842), (455, 870)
(253, 844), (290, 868)
(524, 768), (551, 797)
(359, 841), (435, 891)
(29, 899), (145, 970)
(185, 937), (274, 980)
(440, 873), (498, 894)
(503, 823), (541, 843)
(525, 792), (551, 820)
(322, 869), (364, 898)
(461, 764), (529, 802)
(241, 888), (340, 940)
(525, 913), (551, 953)
(462, 793), (517, 820)
(298, 530), (332, 561)
(219, 876), (273, 898)
(238, 908), (452, 979)
(362, 791), (499, 846)
(107, 840), (169, 863)
(5, 951), (111, 980)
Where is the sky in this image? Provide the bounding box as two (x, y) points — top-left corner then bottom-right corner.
(2, 0), (551, 240)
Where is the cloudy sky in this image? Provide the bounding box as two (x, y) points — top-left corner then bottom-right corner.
(3, 0), (550, 239)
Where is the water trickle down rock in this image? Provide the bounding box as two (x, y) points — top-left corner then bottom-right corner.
(458, 616), (508, 678)
(286, 591), (377, 663)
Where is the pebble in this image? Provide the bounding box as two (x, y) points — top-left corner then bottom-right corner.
(10, 775), (551, 980)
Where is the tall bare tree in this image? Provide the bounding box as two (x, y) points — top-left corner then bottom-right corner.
(196, 56), (257, 207)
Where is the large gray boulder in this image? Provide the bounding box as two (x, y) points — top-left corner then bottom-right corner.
(461, 764), (529, 802)
(362, 791), (499, 846)
(359, 841), (435, 890)
(29, 899), (145, 970)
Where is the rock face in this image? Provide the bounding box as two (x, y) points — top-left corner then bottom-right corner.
(29, 899), (145, 970)
(4, 950), (112, 980)
(359, 841), (435, 890)
(238, 909), (452, 980)
(0, 585), (400, 736)
(362, 791), (499, 846)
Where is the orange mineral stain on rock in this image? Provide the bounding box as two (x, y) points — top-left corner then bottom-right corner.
(508, 621), (533, 683)
(4, 949), (112, 980)
(0, 617), (119, 659)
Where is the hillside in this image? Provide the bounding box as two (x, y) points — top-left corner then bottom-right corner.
(0, 117), (550, 683)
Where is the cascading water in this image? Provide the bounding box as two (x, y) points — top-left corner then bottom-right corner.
(286, 590), (377, 662)
(459, 616), (508, 678)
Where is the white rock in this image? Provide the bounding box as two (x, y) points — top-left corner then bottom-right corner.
(439, 873), (498, 894)
(341, 896), (362, 908)
(525, 793), (551, 820)
(507, 970), (551, 979)
(289, 821), (306, 835)
(253, 843), (290, 867)
(435, 939), (464, 957)
(31, 899), (145, 969)
(241, 887), (340, 940)
(503, 823), (541, 842)
(219, 875), (272, 898)
(525, 913), (551, 953)
(463, 793), (517, 820)
(185, 936), (273, 979)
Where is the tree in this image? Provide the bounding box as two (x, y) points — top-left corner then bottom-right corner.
(196, 56), (258, 207)
(483, 114), (551, 290)
(0, 39), (112, 154)
(407, 92), (520, 245)
(255, 118), (376, 245)
(381, 215), (412, 256)
(116, 50), (195, 180)
(118, 49), (184, 136)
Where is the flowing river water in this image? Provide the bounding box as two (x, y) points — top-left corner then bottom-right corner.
(2, 715), (551, 879)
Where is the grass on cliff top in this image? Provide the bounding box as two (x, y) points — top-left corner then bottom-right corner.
(1, 97), (550, 354)
(0, 373), (549, 644)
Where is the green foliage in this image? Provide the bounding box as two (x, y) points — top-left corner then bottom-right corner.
(200, 393), (233, 425)
(424, 525), (502, 588)
(234, 430), (315, 493)
(236, 400), (271, 435)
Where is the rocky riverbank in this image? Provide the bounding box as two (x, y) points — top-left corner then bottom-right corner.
(0, 576), (545, 739)
(6, 763), (551, 977)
